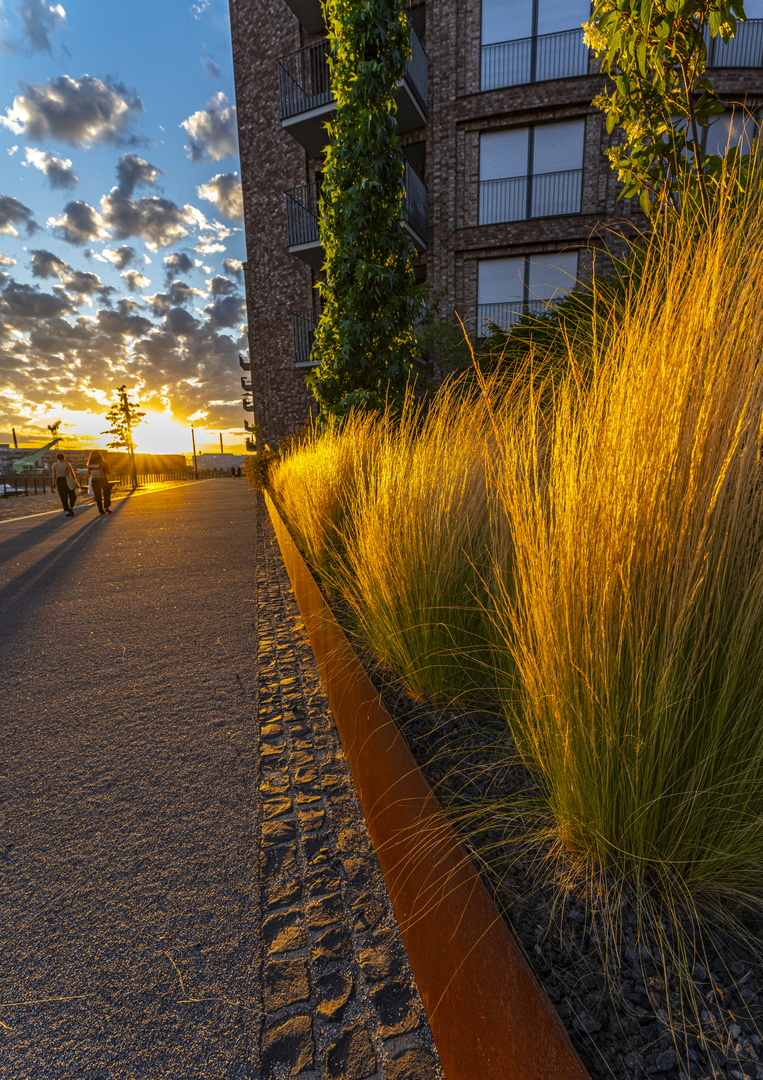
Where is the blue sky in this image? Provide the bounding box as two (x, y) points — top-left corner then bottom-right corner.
(0, 0), (249, 454)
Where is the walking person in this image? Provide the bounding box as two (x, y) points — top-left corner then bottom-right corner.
(87, 450), (112, 515)
(52, 453), (78, 517)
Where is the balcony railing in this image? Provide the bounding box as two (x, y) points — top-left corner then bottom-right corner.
(477, 299), (549, 337)
(293, 310), (318, 367)
(406, 26), (428, 114)
(403, 162), (428, 244)
(706, 18), (763, 67)
(479, 168), (583, 225)
(242, 397), (254, 412)
(278, 39), (333, 120)
(286, 169), (428, 251)
(241, 376), (253, 391)
(278, 29), (427, 125)
(481, 28), (589, 91)
(239, 353), (251, 371)
(285, 181), (321, 247)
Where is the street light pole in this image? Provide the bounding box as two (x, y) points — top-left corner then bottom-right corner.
(219, 432), (224, 455)
(191, 425), (199, 479)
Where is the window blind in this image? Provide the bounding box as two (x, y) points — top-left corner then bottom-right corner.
(478, 257), (526, 304)
(537, 0), (590, 36)
(481, 0), (533, 45)
(527, 252), (579, 301)
(479, 128), (530, 181)
(532, 119), (585, 174)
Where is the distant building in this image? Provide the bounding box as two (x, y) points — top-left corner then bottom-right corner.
(230, 0), (763, 444)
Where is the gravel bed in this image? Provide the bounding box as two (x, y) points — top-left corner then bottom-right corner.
(351, 652), (763, 1080)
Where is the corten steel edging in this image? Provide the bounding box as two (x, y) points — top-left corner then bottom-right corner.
(265, 492), (589, 1080)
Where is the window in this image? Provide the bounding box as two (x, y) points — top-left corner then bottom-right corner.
(481, 0), (590, 91)
(477, 251), (578, 335)
(704, 110), (758, 157)
(479, 120), (585, 224)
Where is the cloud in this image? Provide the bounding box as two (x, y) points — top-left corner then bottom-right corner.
(0, 75), (142, 148)
(0, 194), (38, 235)
(163, 252), (194, 280)
(115, 153), (161, 197)
(48, 200), (107, 244)
(164, 306), (200, 336)
(120, 269), (150, 291)
(180, 92), (238, 163)
(191, 1), (212, 19)
(14, 0), (67, 54)
(197, 172), (243, 220)
(94, 244), (136, 270)
(1, 279), (74, 320)
(60, 269), (113, 302)
(23, 146), (78, 189)
(206, 274), (237, 297)
(223, 257), (243, 281)
(202, 56), (222, 78)
(100, 192), (194, 251)
(204, 293), (245, 329)
(169, 280), (204, 305)
(0, 254), (17, 266)
(30, 248), (68, 277)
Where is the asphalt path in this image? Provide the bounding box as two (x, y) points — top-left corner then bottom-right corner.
(0, 480), (262, 1078)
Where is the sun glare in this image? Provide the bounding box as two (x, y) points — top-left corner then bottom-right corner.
(132, 410), (194, 456)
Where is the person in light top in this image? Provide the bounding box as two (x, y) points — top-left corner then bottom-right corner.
(87, 450), (112, 515)
(51, 453), (78, 517)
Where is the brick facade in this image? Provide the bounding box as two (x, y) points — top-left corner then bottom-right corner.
(229, 0), (763, 445)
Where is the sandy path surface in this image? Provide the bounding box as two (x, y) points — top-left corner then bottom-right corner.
(0, 480), (262, 1078)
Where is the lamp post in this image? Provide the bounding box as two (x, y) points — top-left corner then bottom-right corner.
(219, 432), (224, 455)
(191, 425), (199, 479)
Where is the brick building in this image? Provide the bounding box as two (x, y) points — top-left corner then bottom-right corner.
(229, 0), (763, 445)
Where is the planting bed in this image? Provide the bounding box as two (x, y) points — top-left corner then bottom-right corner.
(368, 671), (763, 1080)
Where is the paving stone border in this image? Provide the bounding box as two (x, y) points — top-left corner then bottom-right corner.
(264, 490), (590, 1080)
(253, 494), (444, 1080)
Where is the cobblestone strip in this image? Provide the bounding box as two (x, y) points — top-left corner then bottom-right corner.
(253, 494), (445, 1080)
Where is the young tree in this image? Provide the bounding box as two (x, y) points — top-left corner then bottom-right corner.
(308, 0), (424, 418)
(585, 0), (748, 218)
(102, 385), (145, 488)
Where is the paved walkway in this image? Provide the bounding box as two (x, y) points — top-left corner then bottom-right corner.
(0, 481), (442, 1079)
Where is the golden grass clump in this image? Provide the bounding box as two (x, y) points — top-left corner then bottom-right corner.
(489, 162), (763, 915)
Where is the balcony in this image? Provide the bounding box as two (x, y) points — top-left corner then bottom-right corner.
(278, 28), (428, 157)
(706, 19), (763, 67)
(239, 353), (251, 371)
(285, 181), (322, 266)
(244, 419), (256, 432)
(481, 28), (589, 91)
(479, 168), (583, 225)
(241, 376), (253, 391)
(285, 166), (428, 265)
(245, 437), (257, 453)
(243, 397), (254, 412)
(283, 0), (324, 34)
(293, 310), (318, 367)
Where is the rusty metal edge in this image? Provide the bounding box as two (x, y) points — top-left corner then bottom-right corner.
(264, 491), (590, 1080)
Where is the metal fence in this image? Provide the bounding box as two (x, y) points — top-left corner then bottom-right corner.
(0, 472), (241, 498)
(292, 311), (318, 367)
(706, 19), (763, 67)
(285, 182), (321, 247)
(481, 28), (588, 91)
(479, 168), (582, 224)
(278, 38), (333, 120)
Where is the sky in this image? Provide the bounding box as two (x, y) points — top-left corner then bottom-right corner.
(0, 0), (249, 455)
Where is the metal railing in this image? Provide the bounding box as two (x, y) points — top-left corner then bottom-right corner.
(405, 26), (428, 113)
(286, 169), (428, 249)
(278, 29), (428, 121)
(403, 162), (428, 241)
(285, 182), (321, 247)
(293, 310), (318, 366)
(706, 18), (763, 67)
(479, 168), (582, 224)
(0, 472), (241, 499)
(278, 38), (333, 120)
(481, 27), (588, 90)
(477, 299), (550, 337)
